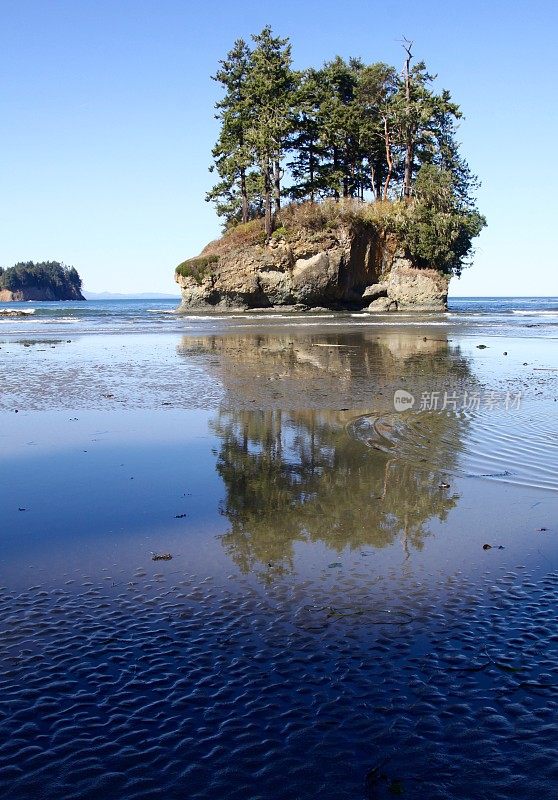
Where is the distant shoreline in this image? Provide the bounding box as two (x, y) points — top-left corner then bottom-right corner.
(83, 293), (180, 300)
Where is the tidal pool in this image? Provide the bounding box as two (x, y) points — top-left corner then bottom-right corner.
(1, 329), (556, 799)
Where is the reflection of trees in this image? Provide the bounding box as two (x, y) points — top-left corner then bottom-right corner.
(212, 409), (463, 580)
(177, 330), (475, 579)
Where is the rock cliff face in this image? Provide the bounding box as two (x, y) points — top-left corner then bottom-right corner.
(175, 221), (449, 313)
(0, 286), (85, 302)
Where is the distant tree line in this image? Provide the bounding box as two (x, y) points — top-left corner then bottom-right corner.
(207, 27), (484, 249)
(0, 261), (82, 294)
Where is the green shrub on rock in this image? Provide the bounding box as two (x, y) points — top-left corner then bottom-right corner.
(175, 255), (220, 284)
(398, 166), (486, 275)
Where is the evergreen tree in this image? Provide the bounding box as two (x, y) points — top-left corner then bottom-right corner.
(286, 69), (328, 202)
(384, 41), (466, 201)
(245, 26), (296, 237)
(0, 262), (83, 296)
(206, 39), (254, 224)
(206, 31), (485, 275)
(317, 57), (363, 199)
(417, 88), (480, 211)
(404, 164), (486, 274)
(354, 63), (398, 199)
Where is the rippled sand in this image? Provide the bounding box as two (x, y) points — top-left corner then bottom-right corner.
(0, 328), (557, 799)
(1, 564), (557, 799)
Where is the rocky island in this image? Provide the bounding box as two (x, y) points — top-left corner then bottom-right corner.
(0, 261), (85, 302)
(176, 30), (484, 313)
(176, 199), (464, 312)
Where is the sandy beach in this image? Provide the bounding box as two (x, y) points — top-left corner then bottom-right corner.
(1, 309), (557, 799)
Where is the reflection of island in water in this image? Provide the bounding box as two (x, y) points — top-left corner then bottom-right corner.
(177, 329), (474, 411)
(178, 332), (474, 578)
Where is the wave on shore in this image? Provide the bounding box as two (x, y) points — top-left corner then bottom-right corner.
(0, 307), (36, 316)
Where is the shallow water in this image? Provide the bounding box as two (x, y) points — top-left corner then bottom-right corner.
(0, 324), (557, 799)
(0, 296), (557, 338)
(349, 402), (558, 492)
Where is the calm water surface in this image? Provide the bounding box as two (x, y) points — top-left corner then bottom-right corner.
(0, 306), (557, 799)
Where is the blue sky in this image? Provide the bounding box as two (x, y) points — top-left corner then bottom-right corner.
(1, 0), (556, 295)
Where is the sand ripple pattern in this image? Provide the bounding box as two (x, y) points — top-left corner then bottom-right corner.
(349, 406), (558, 492)
(0, 568), (557, 799)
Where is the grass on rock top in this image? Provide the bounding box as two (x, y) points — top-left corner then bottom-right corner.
(175, 197), (484, 276)
(175, 255), (220, 284)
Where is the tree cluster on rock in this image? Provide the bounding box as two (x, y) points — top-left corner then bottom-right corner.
(206, 28), (485, 275)
(0, 261), (84, 298)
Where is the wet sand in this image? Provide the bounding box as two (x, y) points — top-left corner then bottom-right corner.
(0, 326), (557, 799)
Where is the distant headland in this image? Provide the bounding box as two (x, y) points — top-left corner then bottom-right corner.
(0, 261), (85, 302)
(176, 29), (485, 312)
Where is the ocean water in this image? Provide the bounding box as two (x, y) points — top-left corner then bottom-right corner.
(1, 404), (557, 800)
(1, 299), (557, 800)
(0, 295), (557, 337)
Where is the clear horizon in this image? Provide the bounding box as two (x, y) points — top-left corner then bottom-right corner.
(80, 291), (556, 298)
(2, 0), (556, 296)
